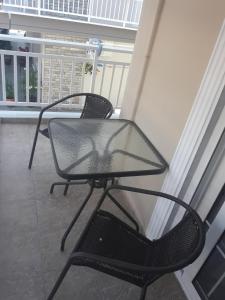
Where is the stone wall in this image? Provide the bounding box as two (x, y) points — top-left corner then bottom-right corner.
(42, 33), (88, 104)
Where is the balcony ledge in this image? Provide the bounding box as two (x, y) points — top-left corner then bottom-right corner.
(0, 108), (120, 119)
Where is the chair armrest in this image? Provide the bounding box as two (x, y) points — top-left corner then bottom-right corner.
(70, 252), (189, 273)
(105, 185), (196, 216)
(102, 184), (204, 243)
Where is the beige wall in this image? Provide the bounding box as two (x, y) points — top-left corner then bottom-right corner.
(121, 0), (225, 230)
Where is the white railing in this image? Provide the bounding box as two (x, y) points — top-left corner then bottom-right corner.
(1, 0), (143, 28)
(0, 34), (132, 109)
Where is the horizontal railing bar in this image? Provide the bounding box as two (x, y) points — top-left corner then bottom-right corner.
(0, 50), (130, 66)
(0, 34), (133, 54)
(87, 14), (139, 25)
(0, 100), (121, 109)
(0, 34), (96, 50)
(101, 46), (133, 54)
(0, 101), (83, 107)
(98, 60), (130, 66)
(0, 50), (93, 61)
(3, 4), (38, 10)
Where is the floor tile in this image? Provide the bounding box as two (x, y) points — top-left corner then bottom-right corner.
(0, 275), (44, 300)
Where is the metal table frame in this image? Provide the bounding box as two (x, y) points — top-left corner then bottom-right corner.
(48, 118), (168, 251)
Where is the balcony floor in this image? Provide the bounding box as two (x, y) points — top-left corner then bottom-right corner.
(0, 120), (187, 300)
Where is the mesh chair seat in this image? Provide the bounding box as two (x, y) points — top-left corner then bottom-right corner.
(75, 210), (155, 286)
(73, 209), (202, 287)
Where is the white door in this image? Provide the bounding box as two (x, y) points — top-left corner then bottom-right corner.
(177, 100), (225, 300)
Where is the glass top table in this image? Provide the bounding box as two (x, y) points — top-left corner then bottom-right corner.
(48, 118), (168, 251)
(48, 118), (168, 180)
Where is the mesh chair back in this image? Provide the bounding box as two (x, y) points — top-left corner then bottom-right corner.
(148, 213), (204, 270)
(80, 94), (113, 119)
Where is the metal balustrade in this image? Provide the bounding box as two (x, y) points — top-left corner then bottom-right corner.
(0, 34), (132, 109)
(1, 0), (143, 28)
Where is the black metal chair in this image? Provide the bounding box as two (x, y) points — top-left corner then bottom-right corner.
(47, 185), (205, 300)
(28, 93), (113, 169)
(28, 93), (113, 195)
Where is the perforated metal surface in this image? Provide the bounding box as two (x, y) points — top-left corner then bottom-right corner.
(48, 119), (168, 180)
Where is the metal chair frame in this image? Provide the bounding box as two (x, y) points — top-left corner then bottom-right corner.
(59, 179), (140, 252)
(28, 92), (113, 197)
(47, 185), (205, 300)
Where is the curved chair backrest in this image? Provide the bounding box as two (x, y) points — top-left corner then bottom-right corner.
(80, 93), (113, 119)
(105, 186), (205, 274)
(149, 212), (204, 272)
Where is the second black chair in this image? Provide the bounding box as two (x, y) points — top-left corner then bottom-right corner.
(28, 93), (113, 170)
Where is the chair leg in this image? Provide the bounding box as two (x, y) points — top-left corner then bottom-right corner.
(50, 183), (56, 194)
(140, 285), (148, 300)
(28, 127), (39, 169)
(47, 259), (71, 300)
(64, 179), (71, 196)
(61, 183), (94, 251)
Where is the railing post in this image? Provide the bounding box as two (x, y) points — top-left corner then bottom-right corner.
(88, 0), (93, 22)
(1, 54), (6, 101)
(123, 0), (131, 27)
(37, 0), (41, 15)
(37, 56), (41, 103)
(90, 49), (97, 93)
(26, 55), (29, 103)
(13, 55), (18, 102)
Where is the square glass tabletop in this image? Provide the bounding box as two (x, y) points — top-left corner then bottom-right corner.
(48, 118), (168, 180)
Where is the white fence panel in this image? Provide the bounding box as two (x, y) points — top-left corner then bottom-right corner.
(2, 0), (143, 28)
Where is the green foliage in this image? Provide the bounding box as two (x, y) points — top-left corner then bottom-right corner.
(21, 66), (38, 101)
(29, 68), (37, 98)
(6, 82), (14, 99)
(84, 62), (93, 75)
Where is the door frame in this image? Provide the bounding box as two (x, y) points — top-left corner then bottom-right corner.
(177, 115), (225, 300)
(147, 19), (225, 240)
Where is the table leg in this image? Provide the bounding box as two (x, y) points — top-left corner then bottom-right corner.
(49, 180), (88, 194)
(60, 182), (94, 251)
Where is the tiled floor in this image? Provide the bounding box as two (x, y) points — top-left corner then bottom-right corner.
(0, 120), (187, 300)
